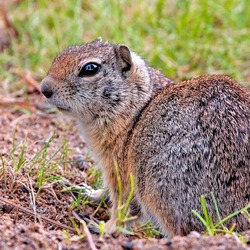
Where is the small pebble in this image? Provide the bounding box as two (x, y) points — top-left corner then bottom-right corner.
(188, 231), (201, 238)
(122, 241), (134, 250)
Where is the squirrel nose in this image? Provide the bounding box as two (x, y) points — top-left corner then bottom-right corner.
(41, 79), (54, 98)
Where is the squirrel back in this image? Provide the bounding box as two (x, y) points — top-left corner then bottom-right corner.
(128, 75), (250, 234)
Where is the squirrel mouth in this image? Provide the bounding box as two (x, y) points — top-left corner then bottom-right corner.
(57, 106), (71, 112)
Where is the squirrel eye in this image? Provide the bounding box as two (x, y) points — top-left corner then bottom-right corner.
(78, 63), (101, 77)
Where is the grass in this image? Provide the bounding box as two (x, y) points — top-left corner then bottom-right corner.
(133, 222), (163, 238)
(192, 192), (250, 242)
(115, 162), (136, 235)
(0, 128), (72, 192)
(1, 0), (249, 95)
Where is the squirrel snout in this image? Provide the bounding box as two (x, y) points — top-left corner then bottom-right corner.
(41, 79), (54, 98)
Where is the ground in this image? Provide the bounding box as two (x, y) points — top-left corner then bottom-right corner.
(0, 90), (249, 250)
(0, 1), (250, 248)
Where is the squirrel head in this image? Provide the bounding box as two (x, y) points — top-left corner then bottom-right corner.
(41, 39), (152, 124)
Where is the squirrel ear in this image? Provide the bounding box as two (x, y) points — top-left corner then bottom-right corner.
(116, 44), (133, 71)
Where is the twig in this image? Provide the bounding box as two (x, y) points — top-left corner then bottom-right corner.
(27, 174), (37, 223)
(72, 211), (97, 250)
(10, 68), (41, 93)
(0, 196), (77, 233)
(0, 99), (29, 107)
(0, 1), (19, 37)
(0, 99), (38, 113)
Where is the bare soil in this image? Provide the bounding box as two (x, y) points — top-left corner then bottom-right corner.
(0, 91), (249, 250)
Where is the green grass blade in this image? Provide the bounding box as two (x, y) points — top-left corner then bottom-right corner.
(121, 173), (134, 219)
(192, 209), (213, 236)
(214, 203), (250, 228)
(15, 142), (26, 172)
(200, 195), (210, 225)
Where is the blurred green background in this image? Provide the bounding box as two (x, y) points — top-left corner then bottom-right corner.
(1, 0), (250, 93)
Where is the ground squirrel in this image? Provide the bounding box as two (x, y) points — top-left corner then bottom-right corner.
(41, 38), (250, 236)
